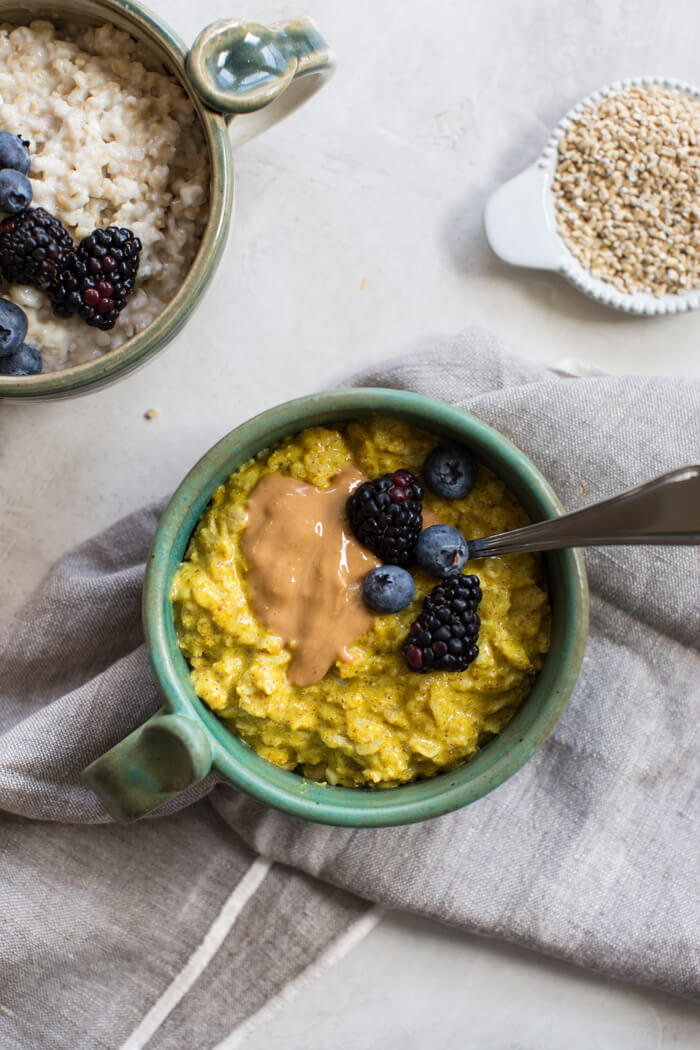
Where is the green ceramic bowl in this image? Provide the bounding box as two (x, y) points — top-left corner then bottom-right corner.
(82, 389), (589, 826)
(0, 0), (334, 400)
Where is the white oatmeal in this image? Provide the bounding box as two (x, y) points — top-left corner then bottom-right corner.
(0, 20), (210, 372)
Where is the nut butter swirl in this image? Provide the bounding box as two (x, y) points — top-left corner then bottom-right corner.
(243, 468), (380, 686)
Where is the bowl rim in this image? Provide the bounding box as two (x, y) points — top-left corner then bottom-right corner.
(0, 0), (232, 399)
(143, 388), (589, 827)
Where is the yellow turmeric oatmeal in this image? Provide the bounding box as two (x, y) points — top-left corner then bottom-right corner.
(171, 418), (551, 787)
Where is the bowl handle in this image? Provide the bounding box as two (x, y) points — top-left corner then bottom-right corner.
(81, 710), (213, 823)
(186, 17), (335, 146)
(483, 162), (563, 271)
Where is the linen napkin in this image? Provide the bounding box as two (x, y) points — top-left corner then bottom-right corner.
(1, 330), (698, 1050)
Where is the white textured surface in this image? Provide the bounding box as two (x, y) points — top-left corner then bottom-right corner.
(243, 912), (700, 1050)
(1, 0), (698, 1045)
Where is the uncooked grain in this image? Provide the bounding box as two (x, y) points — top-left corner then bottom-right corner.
(552, 84), (700, 296)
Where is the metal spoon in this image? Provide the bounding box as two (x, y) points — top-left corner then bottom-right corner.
(467, 466), (700, 559)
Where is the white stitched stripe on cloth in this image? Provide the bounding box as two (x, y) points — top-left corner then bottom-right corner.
(211, 905), (384, 1050)
(119, 857), (272, 1050)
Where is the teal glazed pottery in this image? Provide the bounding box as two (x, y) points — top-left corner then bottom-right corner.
(82, 389), (590, 827)
(0, 0), (334, 400)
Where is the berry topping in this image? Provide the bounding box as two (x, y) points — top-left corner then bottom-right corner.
(0, 341), (41, 376)
(362, 565), (416, 613)
(0, 207), (73, 288)
(48, 226), (142, 330)
(347, 471), (424, 566)
(0, 298), (28, 357)
(0, 131), (30, 175)
(403, 573), (482, 673)
(0, 169), (32, 214)
(415, 524), (469, 578)
(405, 644), (424, 669)
(423, 443), (477, 500)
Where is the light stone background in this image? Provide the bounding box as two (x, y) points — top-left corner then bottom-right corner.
(1, 0), (699, 1046)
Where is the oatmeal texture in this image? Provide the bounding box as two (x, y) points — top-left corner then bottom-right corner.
(552, 84), (700, 297)
(171, 419), (551, 788)
(0, 21), (210, 371)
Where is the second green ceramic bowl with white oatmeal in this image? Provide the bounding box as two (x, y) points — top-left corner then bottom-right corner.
(0, 0), (335, 400)
(82, 388), (589, 828)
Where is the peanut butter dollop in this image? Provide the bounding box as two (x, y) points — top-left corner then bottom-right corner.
(243, 468), (381, 686)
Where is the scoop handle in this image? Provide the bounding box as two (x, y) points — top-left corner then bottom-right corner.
(468, 466), (700, 558)
(483, 162), (563, 271)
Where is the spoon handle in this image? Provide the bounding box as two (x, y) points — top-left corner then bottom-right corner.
(468, 466), (700, 558)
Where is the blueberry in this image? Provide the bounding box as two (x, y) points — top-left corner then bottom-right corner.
(423, 443), (477, 500)
(0, 132), (30, 175)
(0, 169), (32, 214)
(0, 342), (41, 376)
(362, 565), (416, 613)
(415, 524), (469, 577)
(0, 299), (28, 356)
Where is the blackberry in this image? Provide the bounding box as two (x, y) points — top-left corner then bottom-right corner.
(48, 226), (142, 331)
(0, 207), (73, 288)
(403, 572), (482, 673)
(347, 469), (423, 566)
